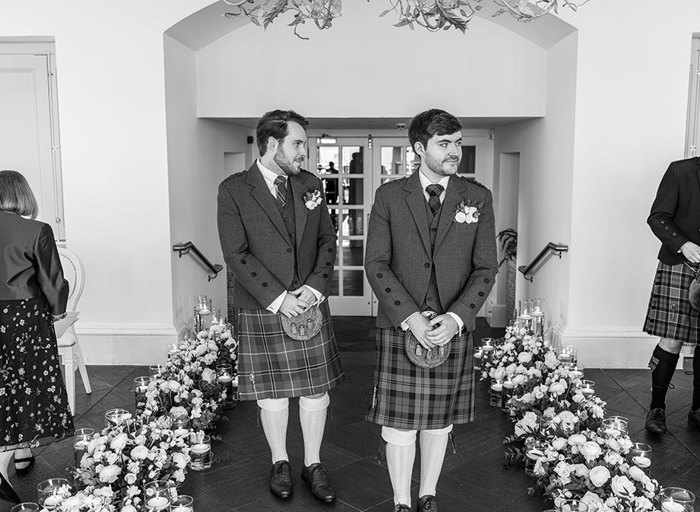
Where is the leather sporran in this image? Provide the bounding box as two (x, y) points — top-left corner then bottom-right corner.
(280, 304), (323, 341)
(405, 311), (451, 369)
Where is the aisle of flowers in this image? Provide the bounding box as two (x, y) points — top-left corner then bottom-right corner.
(22, 305), (694, 511)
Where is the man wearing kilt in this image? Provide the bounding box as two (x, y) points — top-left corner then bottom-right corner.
(365, 109), (497, 512)
(643, 156), (700, 434)
(217, 110), (344, 502)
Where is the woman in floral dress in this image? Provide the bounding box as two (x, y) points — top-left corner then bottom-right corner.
(0, 170), (74, 504)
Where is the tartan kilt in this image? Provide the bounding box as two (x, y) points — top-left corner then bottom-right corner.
(643, 261), (700, 345)
(236, 300), (344, 400)
(365, 327), (475, 430)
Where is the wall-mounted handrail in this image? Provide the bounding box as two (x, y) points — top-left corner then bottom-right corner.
(172, 242), (223, 281)
(518, 242), (569, 282)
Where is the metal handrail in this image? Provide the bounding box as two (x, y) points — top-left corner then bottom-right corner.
(172, 242), (223, 281)
(518, 242), (569, 282)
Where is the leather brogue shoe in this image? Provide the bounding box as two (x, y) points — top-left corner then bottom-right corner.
(688, 408), (700, 429)
(269, 460), (293, 498)
(645, 407), (667, 434)
(418, 495), (439, 512)
(393, 504), (412, 512)
(301, 462), (336, 503)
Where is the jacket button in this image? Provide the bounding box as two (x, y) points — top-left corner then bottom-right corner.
(484, 278), (490, 283)
(326, 262), (331, 266)
(470, 303), (476, 309)
(252, 272), (257, 277)
(394, 300), (401, 306)
(241, 259), (246, 264)
(385, 288), (391, 293)
(323, 274), (328, 278)
(328, 248), (333, 253)
(424, 263), (430, 268)
(377, 273), (383, 278)
(262, 282), (268, 287)
(478, 291), (484, 297)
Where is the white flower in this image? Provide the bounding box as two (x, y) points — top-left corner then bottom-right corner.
(517, 351), (532, 364)
(121, 505), (138, 512)
(567, 433), (586, 446)
(110, 432), (128, 452)
(551, 437), (567, 451)
(610, 475), (636, 497)
(579, 441), (602, 462)
(173, 451), (189, 469)
(99, 464), (122, 483)
(514, 411), (539, 437)
(201, 368), (216, 384)
(633, 496), (654, 510)
(125, 472), (138, 485)
(131, 445), (149, 460)
(544, 351), (559, 369)
(520, 392), (534, 404)
(549, 380), (567, 395)
(553, 461), (572, 484)
(589, 465), (611, 487)
(454, 211), (467, 223)
(628, 465), (646, 482)
(604, 450), (622, 466)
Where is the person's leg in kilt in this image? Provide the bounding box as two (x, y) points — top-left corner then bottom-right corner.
(300, 392), (336, 502)
(418, 425), (452, 504)
(690, 344), (700, 428)
(382, 427), (416, 508)
(646, 339), (682, 434)
(258, 398), (293, 498)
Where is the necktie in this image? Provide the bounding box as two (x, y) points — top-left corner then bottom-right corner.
(426, 184), (444, 216)
(274, 175), (287, 209)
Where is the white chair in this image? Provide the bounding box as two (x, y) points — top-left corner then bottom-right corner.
(56, 247), (91, 415)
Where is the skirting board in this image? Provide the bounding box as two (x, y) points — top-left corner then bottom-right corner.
(76, 324), (178, 365)
(554, 325), (670, 369)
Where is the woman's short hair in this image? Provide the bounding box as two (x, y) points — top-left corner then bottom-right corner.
(0, 170), (38, 219)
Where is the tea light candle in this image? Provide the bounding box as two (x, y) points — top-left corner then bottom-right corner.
(171, 507), (192, 512)
(218, 375), (232, 384)
(661, 502), (685, 512)
(146, 496), (170, 510)
(557, 353), (572, 363)
(581, 380), (595, 398)
(191, 443), (210, 455)
(569, 366), (584, 379)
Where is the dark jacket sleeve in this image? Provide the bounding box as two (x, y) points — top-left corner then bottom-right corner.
(648, 164), (688, 254)
(34, 223), (69, 315)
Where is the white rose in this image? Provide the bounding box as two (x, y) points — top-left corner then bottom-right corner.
(125, 473), (137, 485)
(579, 441), (602, 462)
(633, 496), (654, 511)
(604, 451), (622, 466)
(628, 465), (646, 482)
(572, 463), (589, 477)
(110, 432), (128, 452)
(610, 475), (636, 497)
(201, 368), (216, 383)
(544, 351), (560, 369)
(549, 380), (567, 395)
(455, 211), (467, 223)
(551, 437), (567, 451)
(553, 461), (572, 484)
(520, 392), (534, 404)
(99, 464), (122, 483)
(131, 445), (149, 460)
(589, 465), (611, 487)
(512, 374), (527, 386)
(517, 351), (532, 364)
(121, 506), (138, 512)
(568, 434), (587, 446)
(172, 451), (189, 469)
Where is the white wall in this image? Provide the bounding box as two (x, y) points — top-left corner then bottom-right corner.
(164, 36), (251, 335)
(0, 0), (212, 363)
(196, 2), (548, 119)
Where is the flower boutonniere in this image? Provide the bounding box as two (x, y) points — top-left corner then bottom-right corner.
(304, 190), (323, 210)
(454, 199), (483, 224)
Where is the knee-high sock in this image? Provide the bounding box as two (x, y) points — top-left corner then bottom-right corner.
(693, 346), (700, 411)
(419, 425), (452, 498)
(299, 393), (330, 467)
(382, 427), (417, 507)
(258, 398), (289, 464)
(649, 345), (679, 410)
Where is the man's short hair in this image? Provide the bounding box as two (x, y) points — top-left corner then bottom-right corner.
(0, 170), (38, 219)
(256, 110), (309, 156)
(408, 109), (462, 152)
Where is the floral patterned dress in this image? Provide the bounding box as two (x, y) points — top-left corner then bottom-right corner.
(0, 298), (74, 448)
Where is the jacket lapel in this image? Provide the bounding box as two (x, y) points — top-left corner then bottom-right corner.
(289, 174), (308, 251)
(434, 175), (465, 252)
(403, 172), (431, 256)
(246, 163), (291, 245)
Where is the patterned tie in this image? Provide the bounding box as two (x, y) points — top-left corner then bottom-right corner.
(274, 175), (287, 209)
(426, 184), (444, 216)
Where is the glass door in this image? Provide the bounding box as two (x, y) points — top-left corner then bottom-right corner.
(309, 137), (373, 315)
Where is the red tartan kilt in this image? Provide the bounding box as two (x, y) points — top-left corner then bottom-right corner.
(236, 300), (344, 400)
(365, 327), (475, 430)
(644, 261), (700, 345)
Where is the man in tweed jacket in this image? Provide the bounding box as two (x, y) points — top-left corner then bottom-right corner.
(365, 109), (497, 512)
(217, 110), (344, 502)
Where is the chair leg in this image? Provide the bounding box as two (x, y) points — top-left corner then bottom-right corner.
(75, 342), (92, 394)
(64, 355), (76, 416)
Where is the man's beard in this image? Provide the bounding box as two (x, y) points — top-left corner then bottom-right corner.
(274, 146), (303, 176)
(424, 152), (460, 176)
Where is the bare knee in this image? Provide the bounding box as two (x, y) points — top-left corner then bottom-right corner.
(658, 338), (684, 354)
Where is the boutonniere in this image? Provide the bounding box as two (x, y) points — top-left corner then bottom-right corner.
(304, 190), (323, 210)
(454, 199), (483, 224)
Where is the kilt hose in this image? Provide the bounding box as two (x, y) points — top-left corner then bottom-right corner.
(644, 261), (700, 345)
(366, 327), (475, 430)
(236, 300), (344, 400)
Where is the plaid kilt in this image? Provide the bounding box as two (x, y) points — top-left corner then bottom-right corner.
(365, 327), (475, 430)
(236, 300), (344, 400)
(644, 261), (700, 344)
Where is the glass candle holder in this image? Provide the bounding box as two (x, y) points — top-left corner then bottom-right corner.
(189, 433), (212, 471)
(216, 364), (234, 406)
(10, 504), (40, 512)
(602, 416), (629, 438)
(105, 408), (132, 428)
(629, 442), (652, 471)
(481, 338), (495, 360)
(37, 478), (71, 510)
(659, 487), (695, 511)
(167, 342), (180, 357)
(134, 376), (151, 411)
(149, 364), (167, 378)
(73, 427), (94, 467)
(489, 379), (503, 408)
(473, 346), (483, 371)
(580, 380), (595, 399)
(144, 480), (173, 511)
(530, 298), (545, 336)
(524, 447), (543, 477)
(558, 499), (588, 511)
(170, 495), (194, 512)
(568, 363), (584, 381)
(502, 378), (515, 411)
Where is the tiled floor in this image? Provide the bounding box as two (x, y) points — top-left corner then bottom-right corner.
(5, 318), (700, 512)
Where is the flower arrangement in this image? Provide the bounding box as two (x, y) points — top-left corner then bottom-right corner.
(303, 189), (323, 210)
(453, 200), (482, 224)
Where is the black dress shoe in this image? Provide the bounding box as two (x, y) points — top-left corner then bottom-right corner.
(0, 473), (21, 504)
(269, 460), (293, 498)
(301, 462), (336, 503)
(418, 495), (438, 512)
(14, 453), (36, 477)
(688, 408), (700, 429)
(645, 407), (666, 434)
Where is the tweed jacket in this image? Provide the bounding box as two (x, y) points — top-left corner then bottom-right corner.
(0, 211), (68, 315)
(217, 162), (337, 310)
(365, 171), (498, 331)
(648, 157), (700, 265)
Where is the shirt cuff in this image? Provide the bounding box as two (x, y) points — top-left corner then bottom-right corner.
(266, 291), (287, 314)
(447, 312), (464, 335)
(401, 311), (422, 331)
(304, 285), (323, 304)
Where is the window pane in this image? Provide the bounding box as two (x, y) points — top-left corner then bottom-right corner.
(339, 240), (364, 266)
(342, 270), (364, 297)
(458, 146), (476, 174)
